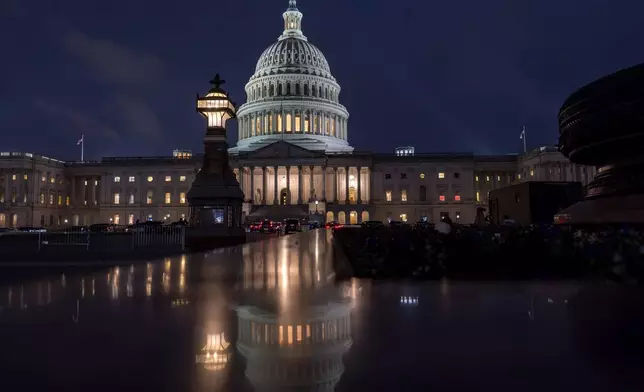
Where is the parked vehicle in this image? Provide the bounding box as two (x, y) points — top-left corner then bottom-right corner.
(284, 219), (300, 234)
(308, 221), (321, 230)
(260, 220), (277, 233)
(361, 220), (385, 228)
(325, 221), (342, 229)
(248, 222), (262, 232)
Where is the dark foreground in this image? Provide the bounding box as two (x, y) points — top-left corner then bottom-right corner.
(0, 231), (643, 391)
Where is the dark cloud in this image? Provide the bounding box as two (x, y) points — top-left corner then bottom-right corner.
(61, 29), (164, 86)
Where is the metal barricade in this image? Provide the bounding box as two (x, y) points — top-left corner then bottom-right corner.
(39, 229), (90, 250)
(131, 225), (185, 250)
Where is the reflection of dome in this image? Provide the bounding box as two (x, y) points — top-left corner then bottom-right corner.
(234, 232), (353, 391)
(231, 0), (353, 155)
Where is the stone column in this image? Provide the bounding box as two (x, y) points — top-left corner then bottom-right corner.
(250, 167), (255, 203)
(357, 167), (362, 204)
(298, 166), (303, 204)
(322, 166), (327, 201)
(368, 167), (373, 203)
(286, 166), (291, 204)
(309, 165), (314, 202)
(333, 167), (338, 202)
(345, 167), (350, 203)
(273, 167), (278, 205)
(262, 167), (267, 205)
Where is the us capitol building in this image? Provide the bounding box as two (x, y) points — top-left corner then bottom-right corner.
(0, 1), (596, 229)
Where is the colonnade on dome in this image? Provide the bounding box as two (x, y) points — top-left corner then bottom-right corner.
(237, 108), (347, 141)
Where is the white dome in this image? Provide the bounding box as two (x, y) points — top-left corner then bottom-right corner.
(230, 0), (353, 155)
(253, 38), (333, 81)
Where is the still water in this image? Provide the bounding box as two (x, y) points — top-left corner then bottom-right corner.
(0, 230), (642, 391)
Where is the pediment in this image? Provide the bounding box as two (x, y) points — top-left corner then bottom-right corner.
(243, 140), (325, 159)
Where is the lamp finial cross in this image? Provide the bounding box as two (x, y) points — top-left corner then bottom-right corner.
(209, 74), (226, 88)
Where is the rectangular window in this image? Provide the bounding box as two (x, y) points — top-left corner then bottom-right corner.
(113, 193), (120, 205)
(128, 194), (134, 204)
(285, 113), (292, 132)
(58, 195), (62, 205)
(530, 168), (534, 177)
(129, 176), (135, 182)
(454, 195), (461, 201)
(11, 189), (16, 203)
(114, 176), (121, 183)
(49, 193), (53, 205)
(84, 180), (88, 186)
(400, 213), (408, 222)
(385, 191), (392, 202)
(439, 195), (445, 202)
(438, 172), (445, 179)
(475, 175), (479, 182)
(385, 173), (391, 180)
(295, 115), (301, 132)
(486, 176), (490, 182)
(113, 214), (120, 225)
(40, 192), (45, 204)
(147, 190), (153, 204)
(11, 174), (16, 181)
(401, 189), (407, 202)
(476, 191), (480, 202)
(23, 174), (28, 180)
(277, 113), (283, 132)
(165, 192), (171, 204)
(128, 214), (135, 225)
(179, 176), (186, 182)
(212, 207), (225, 224)
(66, 196), (70, 206)
(400, 173), (407, 180)
(165, 176), (171, 182)
(41, 175), (46, 182)
(180, 192), (186, 204)
(497, 175), (501, 182)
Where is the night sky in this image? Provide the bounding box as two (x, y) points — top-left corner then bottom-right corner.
(2, 0), (644, 160)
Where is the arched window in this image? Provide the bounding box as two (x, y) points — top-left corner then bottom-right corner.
(318, 86), (322, 97)
(419, 185), (427, 202)
(268, 113), (273, 132)
(295, 83), (301, 95)
(286, 83), (292, 95)
(269, 84), (275, 96)
(312, 85), (317, 97)
(304, 112), (310, 133)
(325, 87), (329, 99)
(304, 84), (309, 96)
(285, 113), (292, 132)
(295, 112), (301, 132)
(262, 85), (267, 98)
(277, 113), (283, 133)
(278, 84), (283, 96)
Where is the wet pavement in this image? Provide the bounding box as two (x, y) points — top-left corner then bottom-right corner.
(0, 230), (643, 391)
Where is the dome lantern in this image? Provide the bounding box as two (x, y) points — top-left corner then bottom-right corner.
(280, 0), (306, 41)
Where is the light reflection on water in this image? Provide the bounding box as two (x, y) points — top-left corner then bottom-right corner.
(0, 230), (642, 391)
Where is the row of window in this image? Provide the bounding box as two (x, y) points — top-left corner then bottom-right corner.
(1, 174), (58, 183)
(113, 175), (187, 183)
(113, 191), (187, 205)
(393, 211), (462, 223)
(385, 172), (461, 180)
(385, 190), (462, 202)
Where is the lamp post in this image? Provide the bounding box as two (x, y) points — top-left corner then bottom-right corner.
(315, 200), (319, 214)
(187, 74), (245, 250)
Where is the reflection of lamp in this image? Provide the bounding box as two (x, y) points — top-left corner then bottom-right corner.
(315, 200), (319, 213)
(196, 332), (231, 372)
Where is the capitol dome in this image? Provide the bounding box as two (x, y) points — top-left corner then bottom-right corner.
(230, 0), (353, 155)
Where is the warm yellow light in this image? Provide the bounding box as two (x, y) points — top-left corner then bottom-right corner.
(438, 172), (445, 179)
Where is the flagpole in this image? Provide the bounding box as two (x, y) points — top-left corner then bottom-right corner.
(81, 134), (84, 162)
(521, 126), (527, 154)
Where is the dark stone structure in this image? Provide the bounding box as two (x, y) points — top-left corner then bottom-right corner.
(557, 63), (644, 224)
(187, 75), (246, 249)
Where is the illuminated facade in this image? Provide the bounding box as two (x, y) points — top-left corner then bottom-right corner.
(0, 2), (599, 228)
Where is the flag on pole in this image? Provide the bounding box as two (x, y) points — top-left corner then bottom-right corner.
(77, 134), (84, 145)
(519, 126), (526, 140)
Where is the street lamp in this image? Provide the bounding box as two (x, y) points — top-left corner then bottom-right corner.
(315, 200), (319, 213)
(187, 74), (245, 249)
